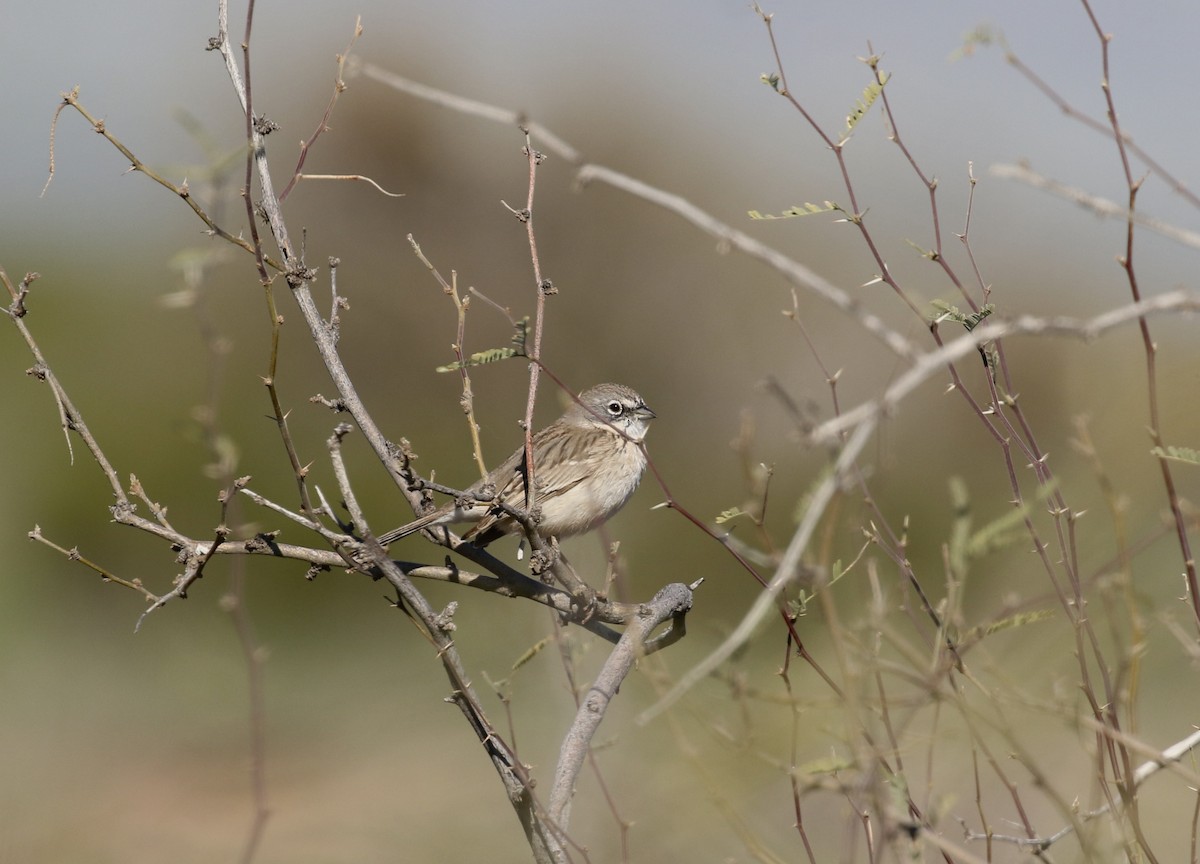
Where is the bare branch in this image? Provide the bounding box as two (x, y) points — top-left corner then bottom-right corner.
(549, 582), (696, 827)
(812, 290), (1198, 444)
(356, 65), (919, 363)
(991, 162), (1200, 249)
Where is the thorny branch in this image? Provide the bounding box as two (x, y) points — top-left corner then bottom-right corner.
(16, 6), (702, 862)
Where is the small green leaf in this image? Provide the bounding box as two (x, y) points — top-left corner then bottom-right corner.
(965, 480), (1058, 561)
(950, 25), (1007, 62)
(1153, 445), (1200, 466)
(436, 347), (522, 373)
(794, 753), (855, 776)
(841, 73), (889, 141)
(930, 300), (994, 328)
(437, 317), (530, 373)
(982, 609), (1056, 635)
(905, 238), (937, 261)
(962, 305), (995, 332)
(510, 636), (552, 672)
(510, 317), (530, 350)
(947, 476), (971, 576)
(962, 608), (1056, 643)
(715, 507), (747, 525)
(748, 201), (837, 221)
(930, 299), (963, 322)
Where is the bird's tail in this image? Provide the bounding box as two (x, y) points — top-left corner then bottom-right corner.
(376, 509), (448, 546)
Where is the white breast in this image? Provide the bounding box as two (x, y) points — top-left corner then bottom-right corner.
(537, 442), (648, 538)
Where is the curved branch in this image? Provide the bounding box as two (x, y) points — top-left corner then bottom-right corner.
(547, 581), (697, 829)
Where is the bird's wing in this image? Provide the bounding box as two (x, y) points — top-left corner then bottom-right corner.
(464, 437), (591, 542)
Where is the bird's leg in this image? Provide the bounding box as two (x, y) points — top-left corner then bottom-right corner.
(549, 540), (597, 616)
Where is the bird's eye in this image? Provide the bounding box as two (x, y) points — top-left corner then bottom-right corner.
(607, 401), (623, 416)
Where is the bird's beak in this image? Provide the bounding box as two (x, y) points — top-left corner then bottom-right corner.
(638, 404), (657, 420)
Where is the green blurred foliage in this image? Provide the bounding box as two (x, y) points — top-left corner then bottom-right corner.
(5, 2), (1200, 862)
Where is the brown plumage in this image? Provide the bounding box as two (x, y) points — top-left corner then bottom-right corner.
(379, 383), (655, 547)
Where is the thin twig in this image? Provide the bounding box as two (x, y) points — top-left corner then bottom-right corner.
(1079, 0), (1200, 635)
(357, 64), (919, 363)
(407, 235), (489, 479)
(810, 290), (1197, 444)
(278, 17), (364, 202)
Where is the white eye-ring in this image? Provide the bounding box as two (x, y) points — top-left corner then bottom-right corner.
(607, 401), (623, 416)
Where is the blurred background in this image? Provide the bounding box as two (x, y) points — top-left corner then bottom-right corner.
(3, 1), (1200, 861)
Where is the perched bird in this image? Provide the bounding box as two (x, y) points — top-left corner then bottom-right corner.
(379, 383), (655, 547)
